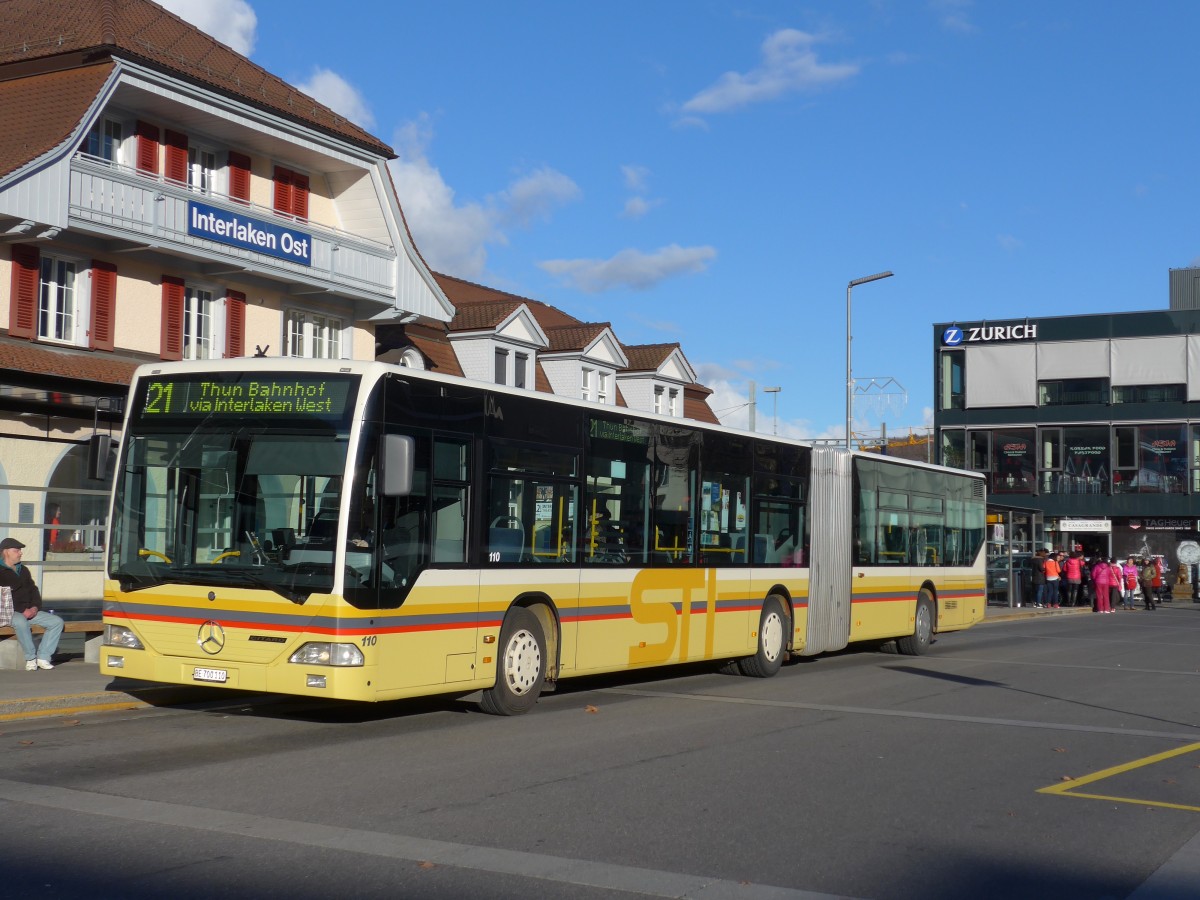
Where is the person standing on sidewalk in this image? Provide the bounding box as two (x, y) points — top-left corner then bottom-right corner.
(0, 537), (63, 670)
(1090, 556), (1113, 614)
(1031, 548), (1048, 608)
(1044, 551), (1063, 608)
(1138, 557), (1158, 611)
(1063, 551), (1084, 607)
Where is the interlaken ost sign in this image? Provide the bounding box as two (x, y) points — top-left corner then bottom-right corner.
(187, 200), (312, 266)
(942, 323), (1037, 346)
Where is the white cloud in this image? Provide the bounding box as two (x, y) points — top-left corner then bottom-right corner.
(681, 29), (858, 116)
(694, 362), (815, 437)
(622, 196), (661, 219)
(294, 67), (375, 130)
(158, 0), (257, 56)
(621, 165), (651, 193)
(997, 233), (1023, 252)
(931, 0), (978, 34)
(497, 167), (581, 228)
(388, 116), (579, 279)
(538, 244), (717, 293)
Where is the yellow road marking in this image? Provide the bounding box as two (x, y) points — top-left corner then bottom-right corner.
(1038, 741), (1200, 812)
(0, 700), (148, 722)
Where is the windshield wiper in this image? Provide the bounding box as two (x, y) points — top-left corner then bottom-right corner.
(209, 567), (310, 605)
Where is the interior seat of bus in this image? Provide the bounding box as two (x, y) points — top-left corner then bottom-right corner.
(489, 515), (524, 562)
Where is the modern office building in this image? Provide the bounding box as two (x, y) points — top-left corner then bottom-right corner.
(933, 271), (1200, 603)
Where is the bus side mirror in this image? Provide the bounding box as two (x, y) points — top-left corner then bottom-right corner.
(380, 435), (414, 497)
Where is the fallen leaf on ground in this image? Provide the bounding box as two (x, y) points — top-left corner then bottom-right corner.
(1060, 775), (1074, 782)
(585, 704), (599, 713)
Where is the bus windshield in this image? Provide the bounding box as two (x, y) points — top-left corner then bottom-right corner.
(109, 372), (360, 602)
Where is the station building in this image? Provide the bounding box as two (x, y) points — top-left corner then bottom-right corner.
(933, 269), (1200, 602)
(0, 0), (718, 618)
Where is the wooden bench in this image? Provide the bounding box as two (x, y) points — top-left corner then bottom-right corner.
(0, 620), (104, 668)
(0, 620), (104, 638)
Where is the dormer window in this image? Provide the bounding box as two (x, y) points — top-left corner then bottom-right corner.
(597, 371), (610, 404)
(515, 352), (529, 389)
(582, 368), (593, 401)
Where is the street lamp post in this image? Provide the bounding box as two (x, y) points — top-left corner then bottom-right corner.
(846, 271), (894, 449)
(764, 386), (781, 435)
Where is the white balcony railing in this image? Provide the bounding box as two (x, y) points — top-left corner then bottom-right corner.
(68, 154), (396, 302)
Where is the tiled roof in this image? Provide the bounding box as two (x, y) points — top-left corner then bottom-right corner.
(684, 384), (719, 425)
(0, 339), (140, 386)
(544, 323), (609, 353)
(621, 342), (679, 373)
(0, 0), (392, 158)
(435, 272), (579, 330)
(0, 63), (115, 179)
(449, 299), (523, 332)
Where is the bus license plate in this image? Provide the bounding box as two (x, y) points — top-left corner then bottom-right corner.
(193, 667), (227, 683)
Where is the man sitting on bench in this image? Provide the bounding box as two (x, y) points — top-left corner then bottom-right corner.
(0, 537), (64, 670)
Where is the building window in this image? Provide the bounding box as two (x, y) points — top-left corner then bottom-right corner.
(581, 368), (593, 401)
(940, 430), (965, 469)
(1112, 384), (1186, 404)
(183, 286), (215, 360)
(597, 371), (609, 404)
(85, 118), (122, 162)
(669, 388), (679, 417)
(515, 352), (529, 389)
(188, 145), (219, 194)
(285, 310), (343, 359)
(1039, 377), (1109, 406)
(1114, 423), (1186, 494)
(1191, 425), (1200, 493)
(967, 431), (990, 471)
(939, 350), (964, 410)
(494, 348), (508, 385)
(273, 166), (310, 220)
(38, 255), (78, 344)
(654, 386), (664, 415)
(991, 429), (1035, 494)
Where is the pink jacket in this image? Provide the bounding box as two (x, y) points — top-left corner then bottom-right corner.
(1063, 556), (1083, 581)
(1091, 561), (1113, 591)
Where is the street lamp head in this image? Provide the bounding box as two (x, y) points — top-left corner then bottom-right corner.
(763, 386), (781, 393)
(848, 271), (894, 289)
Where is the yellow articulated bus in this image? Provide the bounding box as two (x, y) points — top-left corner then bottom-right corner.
(101, 359), (986, 714)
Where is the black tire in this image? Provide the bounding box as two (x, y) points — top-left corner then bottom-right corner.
(480, 607), (546, 715)
(897, 590), (935, 656)
(737, 595), (789, 678)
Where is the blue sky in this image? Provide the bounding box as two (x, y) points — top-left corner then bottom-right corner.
(163, 1), (1200, 441)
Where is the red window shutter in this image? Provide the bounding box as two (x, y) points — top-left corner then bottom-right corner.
(136, 121), (160, 175)
(160, 276), (184, 361)
(273, 166), (293, 215)
(164, 129), (188, 184)
(291, 172), (309, 220)
(8, 243), (39, 340)
(228, 151), (251, 202)
(89, 260), (117, 351)
(224, 290), (245, 359)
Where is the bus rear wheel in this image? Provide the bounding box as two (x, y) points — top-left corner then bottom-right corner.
(738, 595), (789, 677)
(480, 606), (546, 715)
(897, 590), (935, 656)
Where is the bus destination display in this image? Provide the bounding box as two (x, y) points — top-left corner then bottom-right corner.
(138, 376), (354, 420)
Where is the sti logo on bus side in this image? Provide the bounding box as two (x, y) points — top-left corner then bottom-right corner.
(942, 323), (1037, 346)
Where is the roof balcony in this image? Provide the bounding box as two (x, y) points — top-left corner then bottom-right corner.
(68, 153), (397, 307)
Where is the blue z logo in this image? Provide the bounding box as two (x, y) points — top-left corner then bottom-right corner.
(942, 327), (963, 346)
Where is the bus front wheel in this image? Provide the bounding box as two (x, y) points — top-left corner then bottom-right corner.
(480, 606), (546, 715)
(897, 591), (935, 656)
(738, 595), (789, 678)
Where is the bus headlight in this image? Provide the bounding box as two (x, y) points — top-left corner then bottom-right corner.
(288, 642), (364, 667)
(104, 624), (144, 650)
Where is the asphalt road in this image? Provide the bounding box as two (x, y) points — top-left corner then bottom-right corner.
(3, 607), (1199, 900)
